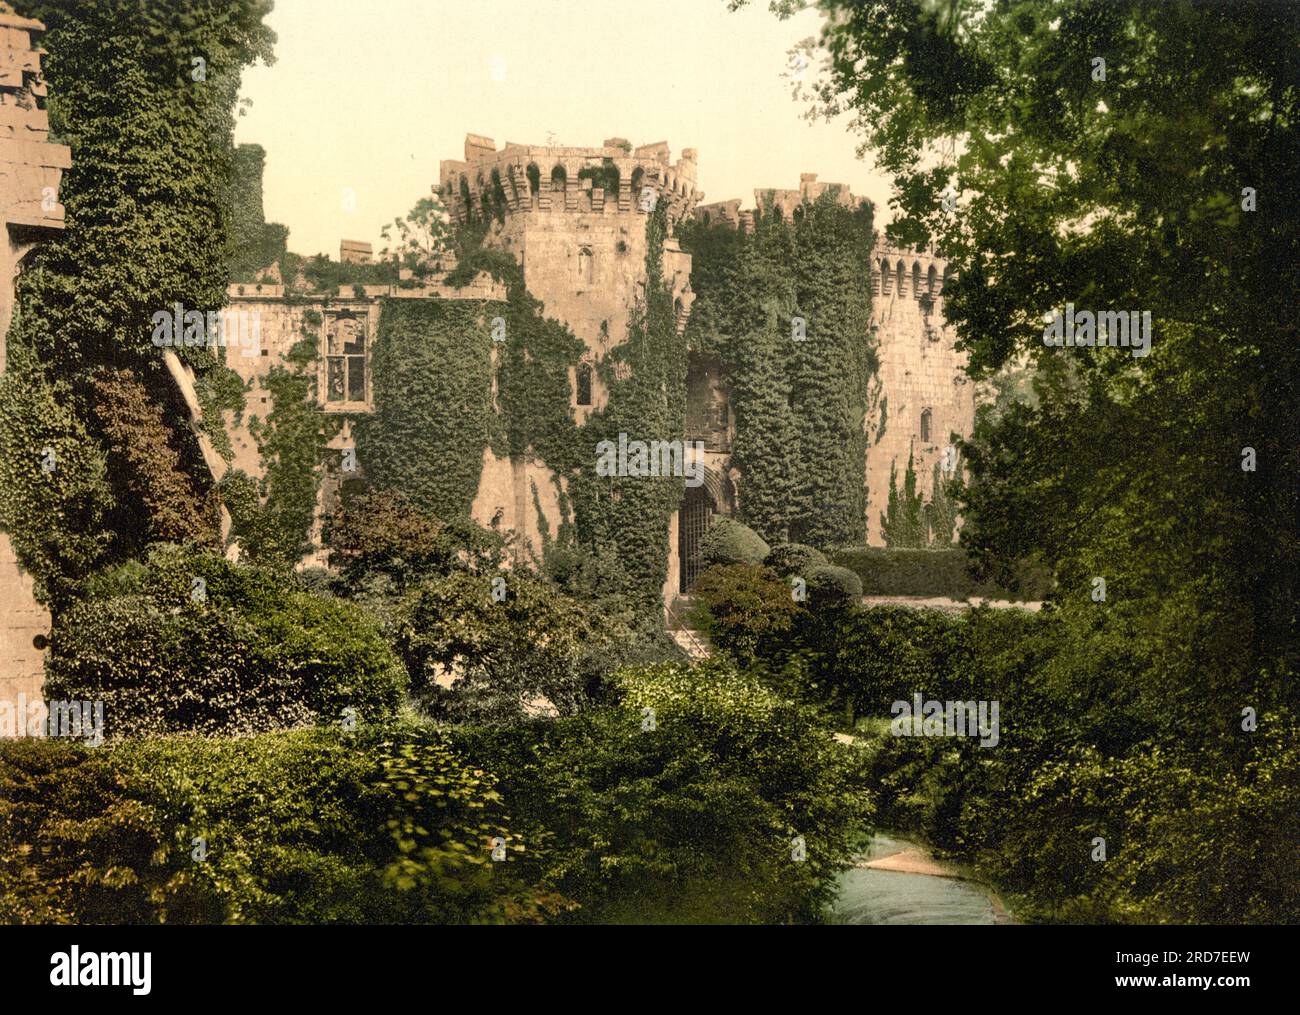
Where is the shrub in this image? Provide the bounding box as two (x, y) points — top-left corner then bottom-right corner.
(447, 659), (869, 923)
(691, 563), (799, 665)
(0, 727), (554, 925)
(832, 546), (1052, 600)
(765, 542), (828, 577)
(700, 516), (770, 567)
(45, 544), (406, 738)
(804, 564), (863, 605)
(395, 569), (597, 723)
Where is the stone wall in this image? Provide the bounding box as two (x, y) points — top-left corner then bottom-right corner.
(690, 185), (975, 551)
(0, 7), (69, 719)
(866, 242), (972, 543)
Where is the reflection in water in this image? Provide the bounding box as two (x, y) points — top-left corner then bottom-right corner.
(829, 835), (1002, 926)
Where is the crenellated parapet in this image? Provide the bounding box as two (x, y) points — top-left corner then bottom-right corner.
(438, 133), (702, 228)
(871, 240), (955, 303)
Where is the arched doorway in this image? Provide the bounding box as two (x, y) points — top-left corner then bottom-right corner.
(677, 485), (715, 593)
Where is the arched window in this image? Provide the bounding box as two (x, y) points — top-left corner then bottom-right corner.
(551, 165), (567, 191)
(920, 408), (932, 443)
(942, 265), (953, 293)
(576, 363), (593, 406)
(927, 264), (938, 294)
(526, 163), (541, 195)
(912, 262), (922, 298)
(879, 259), (891, 295)
(577, 246), (594, 284)
(896, 261), (906, 297)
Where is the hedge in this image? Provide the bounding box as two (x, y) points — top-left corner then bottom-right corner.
(831, 546), (1052, 600)
(0, 726), (546, 925)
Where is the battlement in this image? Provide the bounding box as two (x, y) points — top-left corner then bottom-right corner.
(438, 133), (702, 226)
(872, 242), (954, 301)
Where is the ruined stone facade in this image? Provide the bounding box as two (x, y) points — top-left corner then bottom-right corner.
(866, 241), (972, 544)
(224, 142), (973, 605)
(0, 8), (68, 717)
(438, 135), (702, 597)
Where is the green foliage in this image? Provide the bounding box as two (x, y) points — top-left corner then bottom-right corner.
(393, 569), (599, 724)
(765, 542), (829, 577)
(326, 488), (503, 592)
(700, 516), (770, 567)
(880, 449), (925, 548)
(0, 1), (274, 607)
(832, 546), (1052, 601)
(679, 193), (875, 546)
(233, 342), (332, 567)
(577, 159), (620, 195)
(448, 659), (868, 923)
(45, 544), (406, 738)
(0, 726), (550, 924)
(0, 369), (113, 607)
(567, 203), (687, 613)
(691, 563), (799, 666)
(226, 143), (288, 282)
(379, 195), (454, 277)
(804, 563), (862, 606)
(354, 300), (496, 520)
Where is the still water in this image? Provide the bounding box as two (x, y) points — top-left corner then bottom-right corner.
(829, 834), (1005, 926)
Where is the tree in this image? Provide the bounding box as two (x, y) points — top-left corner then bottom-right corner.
(380, 195), (454, 278)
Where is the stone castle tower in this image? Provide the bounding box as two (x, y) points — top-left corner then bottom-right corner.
(692, 175), (973, 565)
(437, 134), (703, 586)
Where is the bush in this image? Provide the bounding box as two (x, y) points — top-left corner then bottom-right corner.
(804, 564), (863, 605)
(447, 659), (869, 923)
(765, 542), (828, 577)
(45, 544), (406, 738)
(0, 726), (555, 925)
(832, 546), (1052, 600)
(395, 569), (598, 723)
(691, 563), (800, 665)
(700, 517), (770, 567)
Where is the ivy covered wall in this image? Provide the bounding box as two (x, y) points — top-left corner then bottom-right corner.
(679, 193), (877, 548)
(355, 300), (499, 522)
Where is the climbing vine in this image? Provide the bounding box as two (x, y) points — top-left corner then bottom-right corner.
(680, 192), (876, 548)
(353, 299), (498, 521)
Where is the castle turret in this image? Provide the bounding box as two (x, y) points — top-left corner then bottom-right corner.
(438, 133), (700, 417)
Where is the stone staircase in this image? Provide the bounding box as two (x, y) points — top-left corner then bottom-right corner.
(665, 594), (711, 660)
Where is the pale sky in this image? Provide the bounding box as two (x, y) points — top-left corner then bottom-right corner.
(234, 0), (895, 258)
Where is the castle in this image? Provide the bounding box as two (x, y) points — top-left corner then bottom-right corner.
(0, 116), (976, 702)
(222, 133), (975, 605)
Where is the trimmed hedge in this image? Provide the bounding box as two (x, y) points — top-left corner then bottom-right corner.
(832, 546), (1052, 600)
(701, 517), (770, 568)
(765, 542), (828, 577)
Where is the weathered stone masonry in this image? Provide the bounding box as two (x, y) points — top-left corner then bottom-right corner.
(0, 8), (69, 714)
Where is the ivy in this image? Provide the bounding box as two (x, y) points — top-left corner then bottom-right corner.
(568, 203), (686, 613)
(354, 300), (497, 521)
(680, 192), (876, 549)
